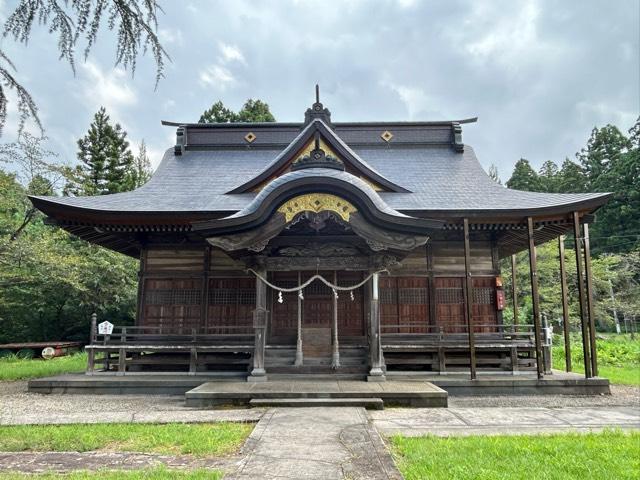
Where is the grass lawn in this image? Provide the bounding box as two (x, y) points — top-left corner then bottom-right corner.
(0, 422), (253, 457)
(0, 467), (223, 479)
(392, 430), (640, 480)
(0, 353), (87, 381)
(552, 334), (640, 385)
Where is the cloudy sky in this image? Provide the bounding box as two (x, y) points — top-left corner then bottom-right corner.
(1, 0), (638, 181)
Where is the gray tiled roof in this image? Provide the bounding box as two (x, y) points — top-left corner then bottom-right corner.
(31, 139), (610, 217)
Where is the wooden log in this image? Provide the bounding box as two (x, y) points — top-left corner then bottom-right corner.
(511, 254), (518, 331)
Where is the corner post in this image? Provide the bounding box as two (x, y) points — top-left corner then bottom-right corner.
(583, 223), (598, 376)
(248, 268), (268, 382)
(572, 212), (592, 378)
(295, 271), (304, 367)
(463, 219), (477, 380)
(558, 235), (572, 372)
(368, 272), (386, 381)
(527, 217), (544, 379)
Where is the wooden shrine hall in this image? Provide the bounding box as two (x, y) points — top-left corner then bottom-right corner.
(30, 88), (610, 384)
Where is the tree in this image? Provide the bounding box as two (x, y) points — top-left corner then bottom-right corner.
(236, 99), (276, 122)
(0, 0), (169, 136)
(538, 160), (560, 193)
(198, 101), (237, 123)
(198, 99), (276, 124)
(488, 164), (501, 184)
(506, 158), (542, 191)
(577, 125), (631, 184)
(0, 133), (66, 240)
(129, 140), (153, 188)
(75, 107), (135, 195)
(557, 158), (587, 193)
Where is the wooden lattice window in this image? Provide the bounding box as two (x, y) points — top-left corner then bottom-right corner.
(208, 278), (255, 329)
(380, 277), (429, 333)
(142, 278), (202, 332)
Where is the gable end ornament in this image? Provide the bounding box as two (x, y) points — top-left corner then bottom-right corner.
(277, 193), (357, 223)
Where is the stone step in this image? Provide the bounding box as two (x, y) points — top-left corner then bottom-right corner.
(249, 397), (384, 410)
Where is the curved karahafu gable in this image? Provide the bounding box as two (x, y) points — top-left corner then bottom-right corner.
(192, 168), (445, 253)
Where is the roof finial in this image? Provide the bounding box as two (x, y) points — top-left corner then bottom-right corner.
(304, 84), (332, 126)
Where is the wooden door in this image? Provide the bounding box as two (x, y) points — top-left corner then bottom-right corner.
(208, 277), (255, 332)
(269, 272), (299, 342)
(337, 271), (365, 338)
(380, 276), (429, 334)
(472, 277), (497, 332)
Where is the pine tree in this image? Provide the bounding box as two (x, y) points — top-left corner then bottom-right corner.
(557, 158), (587, 193)
(198, 99), (276, 124)
(488, 164), (502, 184)
(538, 160), (560, 192)
(577, 125), (631, 184)
(76, 107), (135, 195)
(199, 101), (237, 123)
(236, 99), (276, 122)
(506, 158), (542, 191)
(129, 140), (152, 188)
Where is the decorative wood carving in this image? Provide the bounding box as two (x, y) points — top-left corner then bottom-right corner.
(277, 193), (357, 223)
(350, 213), (429, 252)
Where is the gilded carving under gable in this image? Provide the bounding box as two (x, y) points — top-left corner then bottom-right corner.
(277, 193), (358, 222)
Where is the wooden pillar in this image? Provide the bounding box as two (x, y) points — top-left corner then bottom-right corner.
(511, 254), (518, 331)
(248, 268), (268, 382)
(295, 271), (304, 367)
(463, 219), (477, 380)
(526, 217), (544, 379)
(87, 313), (97, 373)
(558, 235), (572, 372)
(331, 271), (341, 369)
(572, 212), (592, 378)
(583, 223), (599, 376)
(201, 246), (211, 329)
(368, 272), (386, 381)
(136, 250), (147, 325)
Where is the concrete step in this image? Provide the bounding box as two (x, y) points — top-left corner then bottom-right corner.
(249, 397), (384, 410)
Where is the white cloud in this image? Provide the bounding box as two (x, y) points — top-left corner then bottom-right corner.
(219, 42), (247, 65)
(158, 28), (184, 46)
(199, 65), (236, 89)
(76, 61), (137, 121)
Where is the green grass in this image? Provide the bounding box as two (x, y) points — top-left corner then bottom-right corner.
(552, 334), (640, 385)
(392, 430), (640, 480)
(0, 467), (223, 479)
(0, 352), (86, 381)
(0, 423), (253, 457)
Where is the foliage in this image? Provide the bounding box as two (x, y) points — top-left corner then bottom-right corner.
(505, 158), (541, 191)
(501, 242), (639, 332)
(0, 133), (139, 344)
(0, 423), (253, 457)
(131, 140), (152, 188)
(0, 352), (86, 381)
(198, 99), (276, 123)
(0, 0), (169, 136)
(552, 334), (640, 385)
(71, 107), (140, 195)
(392, 430), (640, 480)
(487, 164), (501, 184)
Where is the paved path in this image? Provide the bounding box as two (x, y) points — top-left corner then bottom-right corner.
(371, 405), (640, 436)
(0, 409), (263, 426)
(230, 407), (402, 480)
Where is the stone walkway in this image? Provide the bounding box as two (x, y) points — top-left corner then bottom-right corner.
(230, 407), (401, 480)
(371, 405), (640, 436)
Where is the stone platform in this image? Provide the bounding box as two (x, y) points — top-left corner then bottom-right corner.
(28, 370), (610, 397)
(184, 381), (448, 408)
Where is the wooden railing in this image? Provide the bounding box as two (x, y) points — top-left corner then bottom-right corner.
(381, 324), (536, 346)
(91, 325), (255, 347)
